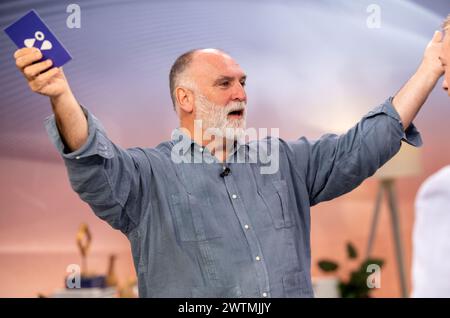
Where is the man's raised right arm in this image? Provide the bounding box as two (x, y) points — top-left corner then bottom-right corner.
(14, 47), (152, 234)
(14, 47), (87, 151)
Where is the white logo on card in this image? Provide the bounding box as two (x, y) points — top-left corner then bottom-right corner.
(24, 31), (52, 50)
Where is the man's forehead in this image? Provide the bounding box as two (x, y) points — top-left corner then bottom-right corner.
(190, 49), (245, 79)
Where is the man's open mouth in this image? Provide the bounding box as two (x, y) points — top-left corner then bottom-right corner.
(228, 109), (244, 118)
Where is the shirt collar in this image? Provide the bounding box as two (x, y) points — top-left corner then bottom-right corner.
(171, 128), (250, 163)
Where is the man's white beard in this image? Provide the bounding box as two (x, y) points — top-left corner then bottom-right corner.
(195, 94), (247, 140)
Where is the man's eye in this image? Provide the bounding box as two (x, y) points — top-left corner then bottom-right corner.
(240, 81), (246, 87)
(220, 81), (230, 87)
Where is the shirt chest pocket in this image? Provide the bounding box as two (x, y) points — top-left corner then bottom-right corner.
(258, 179), (295, 229)
(169, 193), (222, 242)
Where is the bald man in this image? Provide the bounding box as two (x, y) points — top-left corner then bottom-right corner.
(412, 15), (450, 298)
(13, 32), (443, 297)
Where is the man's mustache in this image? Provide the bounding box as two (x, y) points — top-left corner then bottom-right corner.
(224, 101), (246, 115)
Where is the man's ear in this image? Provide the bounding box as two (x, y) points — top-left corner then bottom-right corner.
(176, 87), (194, 113)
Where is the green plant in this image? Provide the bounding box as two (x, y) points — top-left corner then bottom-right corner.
(318, 242), (384, 298)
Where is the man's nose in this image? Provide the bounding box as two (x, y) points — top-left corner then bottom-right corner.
(443, 78), (448, 91)
(231, 83), (247, 103)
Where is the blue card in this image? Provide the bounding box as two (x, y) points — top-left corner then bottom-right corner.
(4, 10), (72, 67)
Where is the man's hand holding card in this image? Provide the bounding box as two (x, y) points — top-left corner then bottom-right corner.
(4, 10), (73, 98)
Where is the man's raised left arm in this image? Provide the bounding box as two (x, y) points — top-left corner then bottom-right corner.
(285, 31), (444, 206)
(392, 31), (444, 129)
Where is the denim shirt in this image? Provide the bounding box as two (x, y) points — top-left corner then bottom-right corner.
(45, 97), (421, 298)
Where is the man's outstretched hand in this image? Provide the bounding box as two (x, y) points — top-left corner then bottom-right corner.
(13, 47), (88, 152)
(14, 47), (71, 98)
(392, 31), (444, 130)
(422, 30), (445, 78)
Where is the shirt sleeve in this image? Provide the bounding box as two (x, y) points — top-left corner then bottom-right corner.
(44, 106), (152, 233)
(286, 97), (422, 206)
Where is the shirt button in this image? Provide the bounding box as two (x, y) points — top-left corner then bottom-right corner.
(255, 256), (261, 261)
(199, 147), (204, 153)
(244, 224), (249, 230)
(231, 194), (237, 199)
(262, 292), (268, 298)
(75, 156), (80, 160)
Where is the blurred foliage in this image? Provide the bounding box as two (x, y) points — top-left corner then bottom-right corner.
(318, 242), (384, 298)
